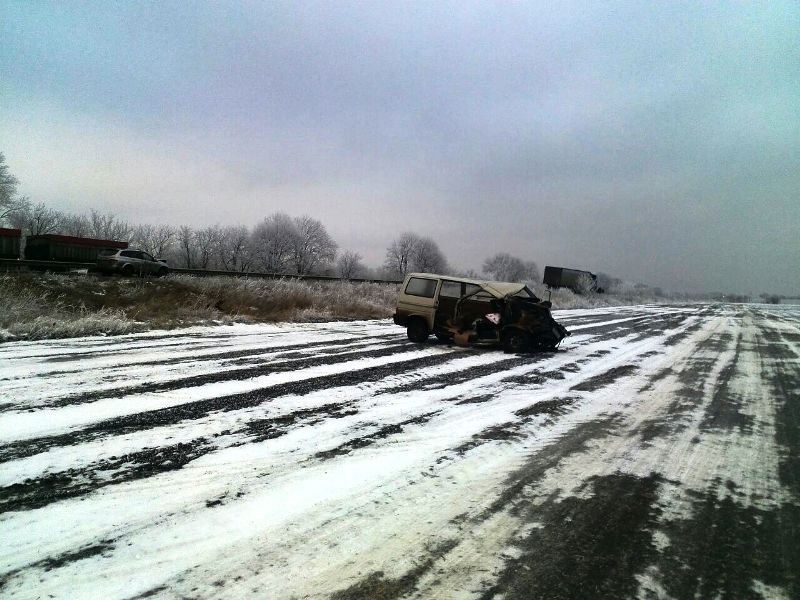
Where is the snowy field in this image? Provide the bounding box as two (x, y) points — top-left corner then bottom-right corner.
(1, 304), (798, 599)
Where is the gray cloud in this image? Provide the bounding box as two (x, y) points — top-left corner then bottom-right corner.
(1, 1), (798, 294)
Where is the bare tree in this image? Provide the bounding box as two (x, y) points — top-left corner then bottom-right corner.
(456, 268), (481, 279)
(251, 213), (298, 274)
(0, 152), (27, 225)
(384, 232), (419, 277)
(524, 261), (539, 283)
(217, 225), (253, 272)
(61, 213), (91, 237)
(483, 253), (538, 282)
(410, 236), (447, 273)
(89, 209), (130, 240)
(8, 201), (63, 235)
(5, 200), (28, 232)
(130, 224), (176, 257)
(291, 215), (337, 275)
(2, 196), (31, 228)
(337, 250), (364, 279)
(384, 233), (448, 275)
(89, 210), (113, 238)
(130, 224), (154, 253)
(177, 225), (196, 269)
(150, 225), (176, 257)
(194, 225), (221, 269)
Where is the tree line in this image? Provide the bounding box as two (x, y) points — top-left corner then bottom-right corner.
(1, 151), (565, 286)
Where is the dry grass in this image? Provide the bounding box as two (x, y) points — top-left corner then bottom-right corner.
(0, 271), (688, 341)
(528, 283), (672, 310)
(0, 272), (399, 341)
(0, 273), (140, 340)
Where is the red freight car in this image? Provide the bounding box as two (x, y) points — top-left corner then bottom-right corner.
(0, 228), (22, 259)
(24, 234), (128, 262)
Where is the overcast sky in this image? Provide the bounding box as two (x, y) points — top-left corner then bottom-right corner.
(2, 1), (798, 294)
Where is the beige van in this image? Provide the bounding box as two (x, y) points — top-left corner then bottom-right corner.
(392, 273), (570, 352)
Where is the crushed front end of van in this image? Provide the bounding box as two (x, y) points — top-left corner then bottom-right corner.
(444, 288), (570, 352)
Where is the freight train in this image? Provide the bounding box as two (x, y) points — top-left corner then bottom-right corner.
(22, 234), (128, 262)
(0, 228), (22, 259)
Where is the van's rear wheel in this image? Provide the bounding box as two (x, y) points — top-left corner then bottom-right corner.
(407, 319), (429, 343)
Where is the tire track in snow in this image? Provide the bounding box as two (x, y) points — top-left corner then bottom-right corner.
(0, 349), (461, 459)
(2, 305), (752, 599)
(28, 339), (413, 409)
(332, 307), (797, 600)
(0, 336), (406, 415)
(0, 308), (680, 452)
(0, 308), (699, 516)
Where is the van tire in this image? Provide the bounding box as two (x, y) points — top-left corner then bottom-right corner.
(122, 264), (135, 277)
(407, 318), (429, 343)
(502, 329), (531, 353)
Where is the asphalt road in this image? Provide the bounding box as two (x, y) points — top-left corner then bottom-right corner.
(0, 303), (798, 599)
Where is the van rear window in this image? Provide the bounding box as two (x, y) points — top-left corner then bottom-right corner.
(405, 277), (437, 298)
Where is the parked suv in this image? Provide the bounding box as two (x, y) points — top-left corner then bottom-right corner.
(96, 249), (169, 277)
(393, 273), (570, 352)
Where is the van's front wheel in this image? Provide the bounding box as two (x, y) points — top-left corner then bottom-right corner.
(502, 329), (531, 353)
(407, 319), (429, 343)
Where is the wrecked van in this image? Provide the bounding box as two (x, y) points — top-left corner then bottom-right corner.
(393, 273), (570, 352)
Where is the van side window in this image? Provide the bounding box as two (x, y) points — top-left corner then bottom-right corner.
(464, 284), (481, 296)
(439, 281), (462, 298)
(405, 277), (437, 298)
(470, 290), (495, 303)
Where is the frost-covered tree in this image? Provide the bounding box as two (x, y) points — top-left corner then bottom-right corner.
(482, 253), (538, 282)
(251, 213), (297, 274)
(384, 232), (448, 276)
(194, 225), (221, 269)
(8, 201), (63, 235)
(217, 225), (253, 272)
(573, 273), (598, 295)
(410, 236), (447, 273)
(291, 215), (337, 275)
(0, 153), (26, 225)
(176, 225), (196, 268)
(384, 232), (417, 276)
(130, 224), (177, 257)
(337, 250), (364, 279)
(61, 213), (91, 237)
(89, 209), (130, 240)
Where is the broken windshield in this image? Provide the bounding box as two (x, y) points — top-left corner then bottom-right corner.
(513, 287), (540, 301)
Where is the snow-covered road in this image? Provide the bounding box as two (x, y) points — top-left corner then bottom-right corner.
(1, 304), (798, 599)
